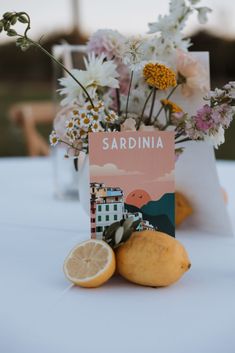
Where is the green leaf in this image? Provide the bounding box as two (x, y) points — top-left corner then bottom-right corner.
(103, 221), (120, 240)
(16, 37), (24, 47)
(121, 228), (133, 243)
(7, 29), (17, 37)
(10, 15), (18, 25)
(21, 45), (30, 52)
(115, 226), (124, 245)
(0, 21), (3, 33)
(3, 12), (13, 20)
(122, 218), (133, 232)
(18, 15), (28, 24)
(132, 219), (141, 230)
(4, 21), (10, 31)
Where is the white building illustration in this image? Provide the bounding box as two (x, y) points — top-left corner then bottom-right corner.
(90, 182), (155, 239)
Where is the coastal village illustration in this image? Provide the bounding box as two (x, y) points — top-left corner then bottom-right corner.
(90, 182), (156, 239)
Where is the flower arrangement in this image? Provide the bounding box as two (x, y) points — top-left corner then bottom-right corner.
(1, 1), (235, 159)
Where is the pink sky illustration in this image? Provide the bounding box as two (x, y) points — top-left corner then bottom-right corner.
(89, 131), (175, 201)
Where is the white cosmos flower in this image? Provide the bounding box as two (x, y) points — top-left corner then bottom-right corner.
(84, 52), (119, 89)
(58, 53), (119, 106)
(58, 70), (95, 106)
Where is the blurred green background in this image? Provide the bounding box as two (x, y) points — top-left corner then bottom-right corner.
(0, 0), (235, 159)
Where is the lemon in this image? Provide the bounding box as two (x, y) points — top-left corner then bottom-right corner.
(64, 239), (116, 288)
(116, 230), (191, 287)
(175, 192), (193, 227)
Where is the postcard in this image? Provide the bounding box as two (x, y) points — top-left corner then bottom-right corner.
(89, 131), (175, 240)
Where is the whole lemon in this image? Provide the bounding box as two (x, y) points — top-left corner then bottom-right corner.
(175, 192), (193, 227)
(116, 230), (191, 287)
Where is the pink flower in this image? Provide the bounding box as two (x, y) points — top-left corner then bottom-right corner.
(171, 111), (186, 126)
(87, 29), (125, 61)
(177, 49), (209, 97)
(193, 103), (234, 135)
(194, 104), (214, 132)
(212, 104), (233, 128)
(87, 29), (130, 96)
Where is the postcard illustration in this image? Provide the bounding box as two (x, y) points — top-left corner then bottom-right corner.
(89, 131), (175, 240)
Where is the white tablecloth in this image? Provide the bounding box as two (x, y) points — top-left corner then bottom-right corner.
(0, 157), (235, 353)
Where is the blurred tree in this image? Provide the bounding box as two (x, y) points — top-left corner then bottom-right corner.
(72, 0), (80, 33)
(71, 0), (83, 43)
(0, 29), (234, 159)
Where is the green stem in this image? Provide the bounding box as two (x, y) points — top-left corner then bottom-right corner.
(32, 40), (94, 108)
(140, 88), (153, 119)
(116, 88), (121, 115)
(20, 12), (31, 37)
(16, 33), (94, 108)
(2, 11), (93, 106)
(125, 70), (134, 119)
(59, 139), (80, 151)
(175, 137), (192, 144)
(154, 84), (179, 121)
(175, 130), (185, 139)
(146, 88), (157, 125)
(74, 158), (78, 171)
(164, 108), (168, 127)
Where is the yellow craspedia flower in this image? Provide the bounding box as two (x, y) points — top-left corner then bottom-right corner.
(143, 63), (177, 90)
(161, 99), (183, 113)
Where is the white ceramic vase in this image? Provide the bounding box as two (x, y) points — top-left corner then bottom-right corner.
(78, 154), (90, 216)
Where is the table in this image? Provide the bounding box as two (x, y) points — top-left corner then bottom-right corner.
(0, 157), (235, 353)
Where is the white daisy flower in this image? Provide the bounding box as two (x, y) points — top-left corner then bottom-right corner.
(71, 109), (79, 117)
(73, 117), (81, 128)
(81, 115), (92, 129)
(66, 131), (76, 143)
(89, 100), (105, 114)
(91, 121), (104, 132)
(79, 129), (88, 139)
(65, 119), (75, 130)
(49, 131), (59, 146)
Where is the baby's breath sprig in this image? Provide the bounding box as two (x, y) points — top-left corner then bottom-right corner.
(0, 11), (94, 108)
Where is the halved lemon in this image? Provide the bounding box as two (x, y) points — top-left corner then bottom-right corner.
(63, 239), (116, 288)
